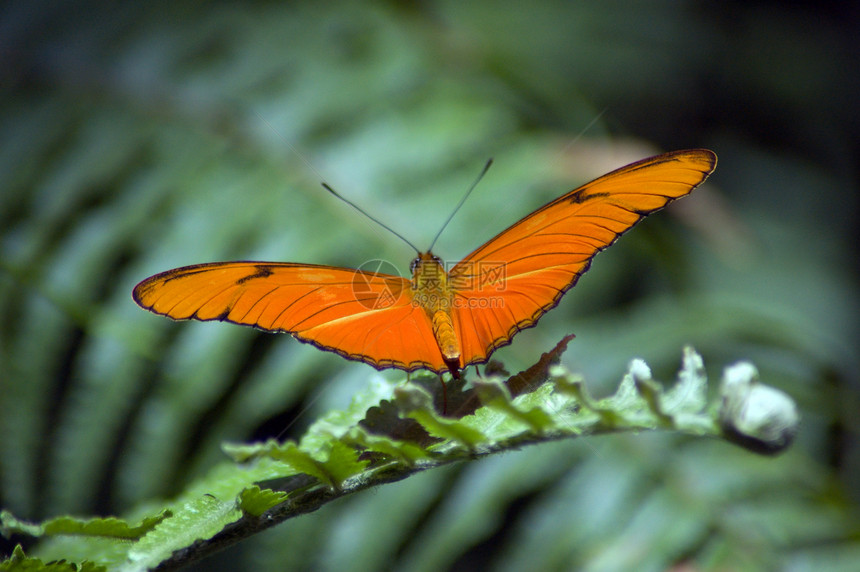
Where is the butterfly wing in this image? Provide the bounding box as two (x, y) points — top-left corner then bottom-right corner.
(448, 149), (717, 367)
(133, 261), (450, 373)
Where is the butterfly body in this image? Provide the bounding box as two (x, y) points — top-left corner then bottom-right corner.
(409, 253), (461, 376)
(134, 149), (717, 378)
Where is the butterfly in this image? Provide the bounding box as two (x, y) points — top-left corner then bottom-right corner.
(133, 149), (716, 379)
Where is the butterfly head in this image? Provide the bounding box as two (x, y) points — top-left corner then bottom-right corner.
(410, 252), (444, 275)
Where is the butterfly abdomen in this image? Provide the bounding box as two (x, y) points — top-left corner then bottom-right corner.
(431, 310), (459, 361)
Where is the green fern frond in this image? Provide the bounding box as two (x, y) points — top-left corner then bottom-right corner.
(1, 345), (797, 571)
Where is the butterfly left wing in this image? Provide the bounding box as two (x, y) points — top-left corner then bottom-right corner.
(133, 261), (451, 373)
(447, 149), (717, 367)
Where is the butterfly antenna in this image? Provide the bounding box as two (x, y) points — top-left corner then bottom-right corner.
(248, 109), (419, 254)
(321, 182), (420, 254)
(428, 158), (493, 252)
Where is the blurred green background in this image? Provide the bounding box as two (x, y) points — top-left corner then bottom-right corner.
(1, 1), (858, 570)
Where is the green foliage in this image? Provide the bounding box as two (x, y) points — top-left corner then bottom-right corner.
(2, 346), (798, 570)
(0, 546), (105, 572)
(0, 513), (167, 540)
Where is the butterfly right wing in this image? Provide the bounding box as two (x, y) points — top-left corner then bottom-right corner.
(133, 261), (448, 373)
(447, 149), (717, 367)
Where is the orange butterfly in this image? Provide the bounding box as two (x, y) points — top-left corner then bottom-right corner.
(133, 149), (716, 379)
